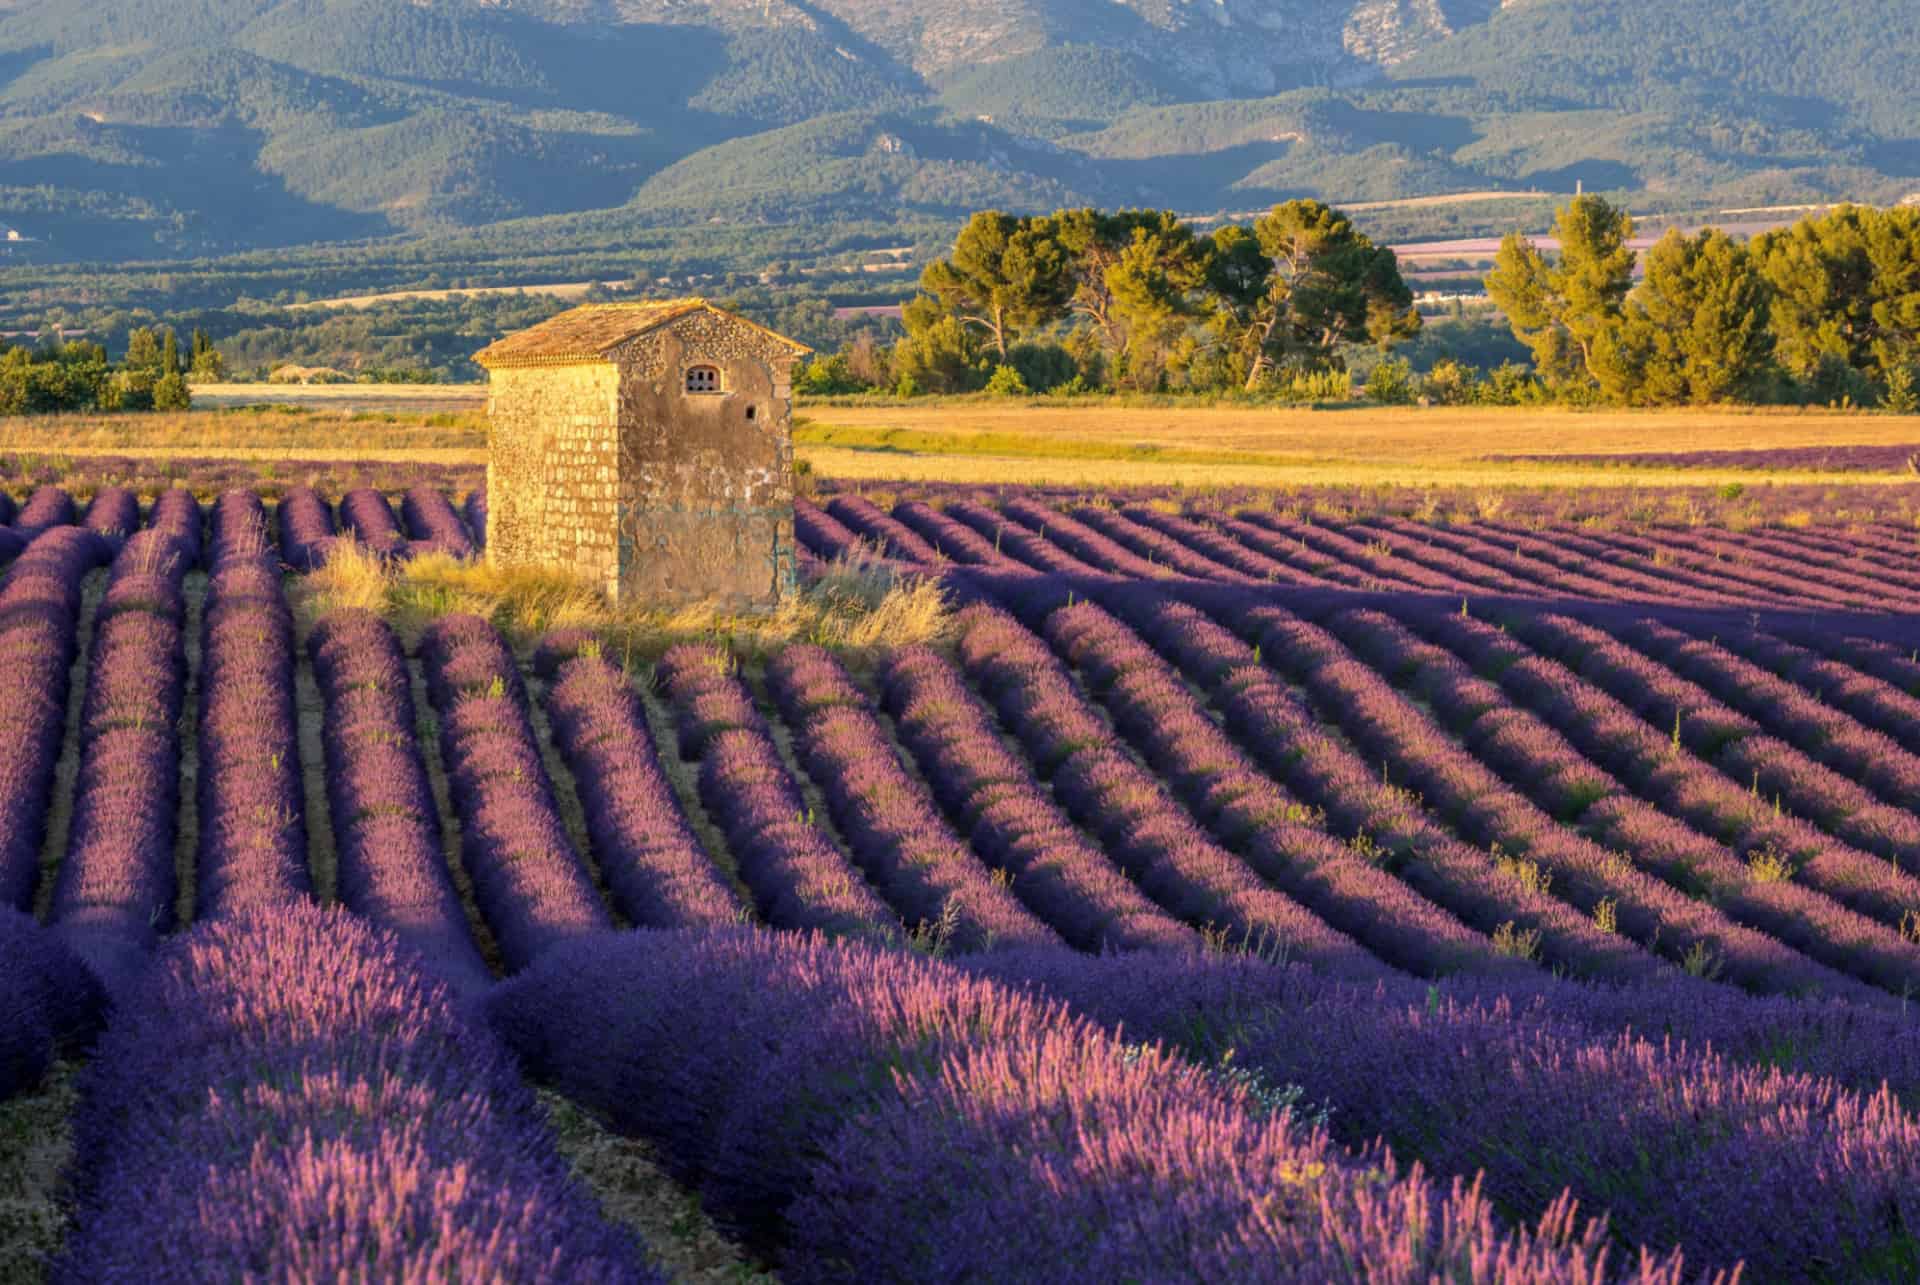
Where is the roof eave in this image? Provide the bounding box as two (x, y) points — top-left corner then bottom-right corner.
(474, 351), (618, 371)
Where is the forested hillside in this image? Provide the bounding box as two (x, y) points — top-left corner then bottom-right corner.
(0, 0), (1906, 264)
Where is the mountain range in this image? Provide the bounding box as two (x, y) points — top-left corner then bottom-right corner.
(0, 0), (1910, 261)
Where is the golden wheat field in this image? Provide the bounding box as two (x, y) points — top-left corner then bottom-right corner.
(10, 399), (1920, 492)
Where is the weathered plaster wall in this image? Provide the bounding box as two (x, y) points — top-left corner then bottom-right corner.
(609, 312), (798, 604)
(485, 363), (621, 592)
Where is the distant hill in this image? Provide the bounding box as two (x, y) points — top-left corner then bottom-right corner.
(0, 0), (1907, 261)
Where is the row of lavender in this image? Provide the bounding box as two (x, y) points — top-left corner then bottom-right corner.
(15, 485), (1920, 1029)
(18, 487), (1920, 1260)
(529, 600), (1920, 1275)
(0, 565), (1656, 1281)
(0, 482), (483, 573)
(0, 500), (651, 1280)
(12, 480), (1920, 614)
(801, 490), (1920, 616)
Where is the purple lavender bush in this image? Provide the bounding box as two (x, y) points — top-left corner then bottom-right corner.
(14, 485), (74, 535)
(308, 610), (491, 989)
(57, 904), (655, 1283)
(196, 491), (311, 916)
(276, 484), (335, 570)
(51, 528), (191, 995)
(0, 527), (109, 909)
(545, 651), (743, 928)
(400, 485), (476, 558)
(656, 644), (898, 941)
(420, 614), (610, 968)
(0, 906), (103, 1101)
(767, 642), (1060, 952)
(492, 927), (1687, 1282)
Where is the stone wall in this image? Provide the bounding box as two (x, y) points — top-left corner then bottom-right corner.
(484, 363), (621, 593)
(609, 312), (798, 605)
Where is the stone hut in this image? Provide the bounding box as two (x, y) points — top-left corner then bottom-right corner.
(473, 299), (811, 604)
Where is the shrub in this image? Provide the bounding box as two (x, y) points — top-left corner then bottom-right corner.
(984, 363), (1030, 397)
(1365, 357), (1417, 405)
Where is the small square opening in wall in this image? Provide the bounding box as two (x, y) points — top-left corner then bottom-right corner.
(745, 404), (757, 421)
(685, 364), (721, 394)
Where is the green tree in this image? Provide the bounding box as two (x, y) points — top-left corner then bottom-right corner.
(920, 211), (1070, 362)
(1755, 204), (1920, 386)
(1103, 218), (1211, 388)
(1054, 208), (1209, 385)
(153, 370), (191, 411)
(890, 294), (986, 394)
(124, 327), (164, 374)
(1486, 195), (1637, 388)
(1211, 200), (1421, 390)
(1623, 228), (1773, 404)
(160, 327), (181, 377)
(188, 328), (227, 381)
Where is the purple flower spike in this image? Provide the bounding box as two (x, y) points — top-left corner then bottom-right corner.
(58, 904), (656, 1283)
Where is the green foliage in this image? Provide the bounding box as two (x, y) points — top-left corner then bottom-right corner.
(1624, 228), (1774, 405)
(1754, 205), (1920, 385)
(1365, 357), (1417, 405)
(152, 370), (191, 411)
(1212, 199), (1420, 390)
(1007, 342), (1078, 393)
(1420, 358), (1477, 406)
(1485, 197), (1919, 407)
(124, 327), (166, 374)
(984, 364), (1030, 397)
(795, 353), (872, 397)
(933, 46), (1184, 131)
(1885, 364), (1919, 415)
(1486, 195), (1637, 389)
(920, 211), (1071, 360)
(1052, 208), (1211, 390)
(891, 294), (986, 394)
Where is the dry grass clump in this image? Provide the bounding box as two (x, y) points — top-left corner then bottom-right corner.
(296, 541), (951, 660)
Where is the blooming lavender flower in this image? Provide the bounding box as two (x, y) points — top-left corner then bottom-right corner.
(419, 614), (611, 969)
(545, 651), (744, 928)
(656, 643), (898, 942)
(493, 927), (1681, 1282)
(767, 642), (1060, 953)
(793, 497), (869, 561)
(51, 528), (192, 995)
(826, 494), (942, 564)
(400, 485), (476, 558)
(0, 905), (104, 1101)
(58, 904), (655, 1283)
(889, 498), (1016, 566)
(276, 484), (336, 570)
(954, 602), (1391, 980)
(0, 527), (109, 909)
(881, 644), (1197, 953)
(338, 486), (407, 556)
(14, 485), (75, 535)
(79, 486), (139, 547)
(308, 610), (491, 989)
(969, 945), (1911, 1280)
(1056, 589), (1527, 979)
(196, 490), (311, 917)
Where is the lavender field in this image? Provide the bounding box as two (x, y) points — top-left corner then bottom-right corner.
(11, 477), (1920, 1280)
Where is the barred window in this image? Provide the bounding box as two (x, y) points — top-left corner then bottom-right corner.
(685, 365), (721, 394)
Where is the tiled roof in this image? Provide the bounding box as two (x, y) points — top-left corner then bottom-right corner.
(473, 299), (811, 369)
